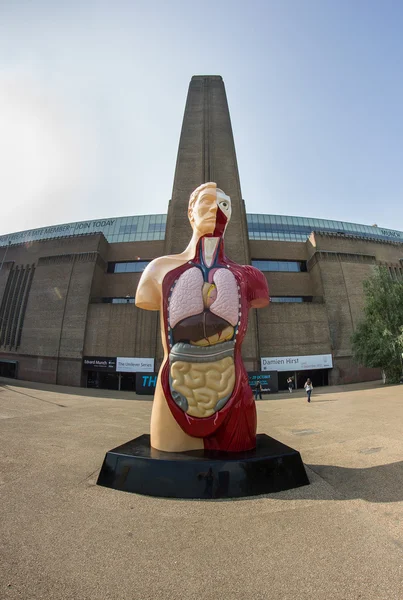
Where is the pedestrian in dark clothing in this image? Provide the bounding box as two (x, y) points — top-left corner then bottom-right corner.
(254, 381), (263, 400)
(304, 378), (313, 402)
(287, 377), (294, 393)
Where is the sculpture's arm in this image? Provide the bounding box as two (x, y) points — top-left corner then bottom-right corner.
(244, 265), (270, 309)
(135, 260), (162, 311)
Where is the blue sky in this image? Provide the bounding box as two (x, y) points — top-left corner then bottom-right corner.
(1, 0), (402, 235)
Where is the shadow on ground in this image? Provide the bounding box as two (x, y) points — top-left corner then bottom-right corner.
(174, 460), (403, 504)
(0, 378), (151, 401)
(306, 460), (403, 503)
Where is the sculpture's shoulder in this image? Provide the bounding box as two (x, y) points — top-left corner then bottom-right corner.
(136, 253), (189, 311)
(226, 261), (269, 308)
(143, 253), (189, 285)
(242, 263), (267, 283)
(226, 260), (264, 281)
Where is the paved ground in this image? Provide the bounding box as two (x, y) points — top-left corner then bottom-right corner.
(0, 378), (402, 600)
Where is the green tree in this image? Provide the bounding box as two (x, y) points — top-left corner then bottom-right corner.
(352, 267), (403, 384)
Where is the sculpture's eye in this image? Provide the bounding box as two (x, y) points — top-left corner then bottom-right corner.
(221, 201), (228, 209)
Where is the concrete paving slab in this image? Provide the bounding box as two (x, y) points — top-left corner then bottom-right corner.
(0, 378), (402, 599)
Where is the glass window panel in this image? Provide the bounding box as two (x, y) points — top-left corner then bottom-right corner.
(110, 219), (118, 235)
(271, 297), (304, 303)
(251, 260), (307, 272)
(110, 297), (135, 304)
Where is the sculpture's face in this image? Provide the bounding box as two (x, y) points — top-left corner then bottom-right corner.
(190, 186), (232, 236)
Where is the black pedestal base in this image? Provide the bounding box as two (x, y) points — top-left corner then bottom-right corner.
(97, 434), (309, 499)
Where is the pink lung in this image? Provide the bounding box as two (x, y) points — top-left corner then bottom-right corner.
(169, 267), (204, 328)
(169, 266), (239, 329)
(210, 268), (239, 326)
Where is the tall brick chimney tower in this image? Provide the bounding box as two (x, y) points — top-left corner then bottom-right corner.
(164, 75), (251, 266)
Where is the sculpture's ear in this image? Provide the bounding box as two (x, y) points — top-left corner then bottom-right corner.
(188, 206), (194, 224)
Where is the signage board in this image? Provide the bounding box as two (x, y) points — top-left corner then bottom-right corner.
(0, 219), (116, 246)
(261, 354), (333, 372)
(135, 372), (158, 395)
(248, 371), (278, 394)
(82, 356), (117, 372)
(116, 357), (154, 373)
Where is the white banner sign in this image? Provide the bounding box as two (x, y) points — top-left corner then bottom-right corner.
(261, 353), (333, 372)
(116, 357), (154, 373)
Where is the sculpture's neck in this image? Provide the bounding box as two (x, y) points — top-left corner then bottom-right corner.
(201, 236), (220, 267)
(184, 232), (226, 264)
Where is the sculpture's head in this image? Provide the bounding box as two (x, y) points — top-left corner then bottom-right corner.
(188, 182), (232, 237)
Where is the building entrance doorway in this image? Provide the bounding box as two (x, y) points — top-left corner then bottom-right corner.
(86, 371), (119, 390)
(278, 371), (296, 392)
(86, 371), (137, 391)
(278, 369), (329, 391)
(296, 369), (329, 389)
(0, 360), (17, 378)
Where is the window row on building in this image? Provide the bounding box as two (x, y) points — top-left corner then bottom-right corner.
(270, 297), (313, 303)
(2, 212), (403, 247)
(251, 260), (307, 272)
(107, 259), (308, 274)
(96, 295), (313, 305)
(107, 261), (150, 273)
(247, 214), (403, 243)
(102, 297), (136, 303)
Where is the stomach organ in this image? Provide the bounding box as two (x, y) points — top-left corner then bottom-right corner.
(167, 266), (240, 418)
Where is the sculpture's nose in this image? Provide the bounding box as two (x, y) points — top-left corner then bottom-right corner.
(205, 202), (217, 219)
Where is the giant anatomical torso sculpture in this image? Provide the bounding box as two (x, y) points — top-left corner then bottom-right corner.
(136, 183), (269, 453)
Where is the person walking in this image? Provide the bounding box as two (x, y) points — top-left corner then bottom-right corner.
(254, 381), (263, 400)
(304, 378), (313, 402)
(287, 376), (294, 393)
